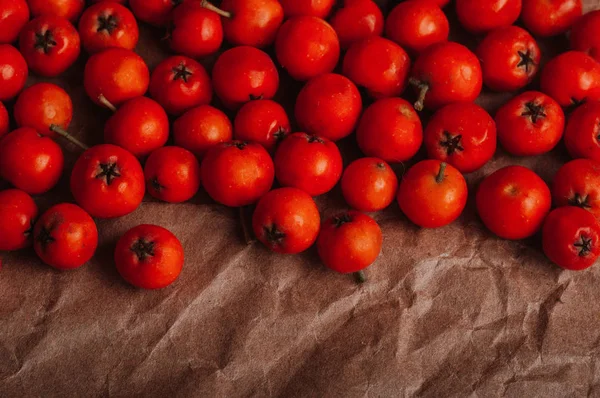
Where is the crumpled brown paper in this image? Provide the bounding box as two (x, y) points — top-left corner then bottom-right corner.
(2, 1), (600, 396)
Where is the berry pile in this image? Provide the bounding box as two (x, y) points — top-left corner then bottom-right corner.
(1, 0), (600, 288)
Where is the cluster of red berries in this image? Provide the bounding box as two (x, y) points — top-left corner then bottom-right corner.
(1, 0), (600, 289)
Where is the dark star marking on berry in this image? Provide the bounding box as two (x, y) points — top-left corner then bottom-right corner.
(131, 239), (156, 261)
(150, 177), (164, 192)
(172, 62), (193, 82)
(97, 14), (119, 34)
(569, 193), (592, 209)
(34, 30), (57, 54)
(264, 224), (286, 246)
(574, 235), (593, 257)
(517, 50), (536, 74)
(36, 226), (56, 250)
(96, 163), (121, 185)
(521, 101), (546, 124)
(306, 135), (325, 144)
(440, 131), (464, 155)
(333, 213), (353, 228)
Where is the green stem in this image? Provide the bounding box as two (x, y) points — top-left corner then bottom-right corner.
(409, 78), (429, 111)
(98, 94), (117, 112)
(200, 0), (232, 18)
(436, 162), (447, 184)
(239, 206), (255, 245)
(49, 125), (89, 151)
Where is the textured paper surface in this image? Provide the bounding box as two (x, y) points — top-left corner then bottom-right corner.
(2, 1), (600, 396)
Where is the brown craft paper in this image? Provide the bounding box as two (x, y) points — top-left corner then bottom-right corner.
(2, 1), (600, 396)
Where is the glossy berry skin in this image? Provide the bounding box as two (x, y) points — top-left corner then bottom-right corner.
(571, 10), (600, 62)
(356, 98), (423, 163)
(424, 103), (496, 174)
(552, 159), (600, 219)
(28, 0), (85, 22)
(342, 37), (411, 99)
(476, 166), (551, 240)
(455, 0), (521, 34)
(70, 144), (145, 219)
(385, 0), (449, 54)
(169, 1), (223, 59)
(78, 1), (139, 54)
(173, 105), (232, 159)
(234, 100), (290, 152)
(104, 97), (169, 158)
(14, 83), (73, 138)
(279, 0), (335, 18)
(115, 224), (184, 290)
(495, 91), (565, 156)
(252, 187), (321, 254)
(219, 0), (284, 48)
(201, 141), (274, 207)
(0, 0), (29, 44)
(0, 44), (28, 101)
(317, 211), (382, 274)
(144, 146), (201, 203)
(341, 158), (398, 212)
(476, 26), (541, 92)
(129, 0), (182, 27)
(19, 15), (81, 77)
(274, 133), (343, 197)
(84, 48), (150, 107)
(410, 42), (482, 111)
(0, 102), (8, 138)
(522, 0), (582, 37)
(330, 0), (384, 50)
(212, 46), (279, 109)
(33, 203), (98, 270)
(295, 73), (362, 142)
(398, 160), (468, 228)
(543, 207), (600, 271)
(540, 51), (600, 107)
(0, 127), (64, 195)
(564, 102), (600, 162)
(275, 16), (340, 81)
(0, 189), (38, 251)
(149, 56), (212, 116)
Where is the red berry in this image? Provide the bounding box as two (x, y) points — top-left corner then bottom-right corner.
(410, 42), (482, 111)
(115, 224), (184, 289)
(78, 1), (139, 54)
(19, 15), (81, 77)
(279, 0), (335, 19)
(398, 160), (468, 228)
(217, 0), (284, 48)
(84, 48), (150, 107)
(540, 51), (600, 107)
(570, 10), (600, 62)
(330, 0), (384, 50)
(552, 159), (600, 219)
(0, 0), (29, 44)
(495, 91), (564, 156)
(0, 102), (8, 138)
(522, 0), (582, 37)
(385, 0), (449, 54)
(149, 55), (212, 116)
(476, 26), (541, 92)
(476, 166), (551, 240)
(14, 83), (73, 138)
(342, 36), (411, 99)
(0, 44), (28, 101)
(234, 100), (290, 152)
(0, 127), (64, 195)
(564, 102), (600, 162)
(295, 73), (361, 142)
(455, 0), (521, 34)
(341, 158), (398, 212)
(28, 0), (85, 22)
(356, 98), (422, 163)
(33, 203), (98, 270)
(201, 141), (274, 207)
(275, 16), (340, 81)
(274, 133), (343, 197)
(71, 144), (145, 219)
(169, 1), (223, 58)
(424, 103), (496, 173)
(104, 97), (169, 158)
(129, 0), (182, 27)
(173, 105), (233, 159)
(144, 146), (201, 204)
(212, 46), (279, 109)
(542, 207), (600, 271)
(0, 189), (38, 251)
(252, 187), (321, 254)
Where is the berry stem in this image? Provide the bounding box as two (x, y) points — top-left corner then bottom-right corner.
(436, 162), (447, 184)
(354, 270), (367, 284)
(49, 125), (89, 151)
(98, 94), (117, 113)
(200, 0), (232, 18)
(409, 78), (429, 111)
(239, 206), (255, 245)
